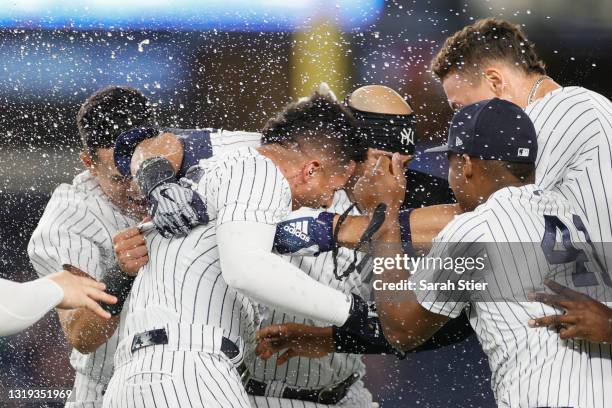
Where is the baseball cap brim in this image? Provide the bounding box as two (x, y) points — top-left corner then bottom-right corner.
(423, 144), (451, 154)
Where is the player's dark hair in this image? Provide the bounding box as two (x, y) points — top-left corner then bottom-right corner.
(431, 18), (546, 80)
(484, 159), (535, 182)
(261, 92), (367, 163)
(77, 86), (154, 160)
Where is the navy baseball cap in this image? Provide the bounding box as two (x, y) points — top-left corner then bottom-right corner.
(425, 98), (537, 163)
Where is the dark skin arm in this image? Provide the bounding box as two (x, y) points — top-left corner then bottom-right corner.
(334, 205), (460, 255)
(356, 154), (450, 352)
(59, 227), (148, 354)
(529, 279), (612, 344)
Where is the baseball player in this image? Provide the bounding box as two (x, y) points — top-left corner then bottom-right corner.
(27, 86), (154, 408)
(366, 98), (612, 407)
(102, 93), (372, 408)
(430, 18), (612, 263)
(247, 85), (471, 408)
(0, 271), (116, 337)
(110, 84), (475, 407)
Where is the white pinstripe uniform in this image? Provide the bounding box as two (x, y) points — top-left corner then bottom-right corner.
(27, 130), (261, 408)
(28, 171), (137, 408)
(103, 145), (291, 408)
(412, 185), (612, 408)
(248, 190), (375, 408)
(526, 86), (612, 264)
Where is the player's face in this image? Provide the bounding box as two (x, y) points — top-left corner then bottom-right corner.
(447, 153), (479, 212)
(292, 160), (354, 209)
(442, 73), (497, 112)
(84, 148), (148, 218)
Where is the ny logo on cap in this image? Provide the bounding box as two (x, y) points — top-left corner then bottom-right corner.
(517, 147), (530, 157)
(400, 128), (415, 146)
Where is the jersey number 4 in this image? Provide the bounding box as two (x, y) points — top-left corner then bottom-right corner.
(541, 214), (612, 288)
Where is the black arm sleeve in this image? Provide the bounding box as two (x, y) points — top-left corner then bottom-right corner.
(408, 311), (473, 353)
(332, 311), (473, 358)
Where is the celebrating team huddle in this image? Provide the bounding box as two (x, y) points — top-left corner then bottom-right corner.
(3, 17), (608, 408)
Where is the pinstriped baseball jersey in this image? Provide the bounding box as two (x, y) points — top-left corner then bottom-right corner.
(27, 171), (137, 408)
(526, 86), (612, 253)
(248, 190), (375, 402)
(412, 184), (612, 408)
(123, 146), (292, 363)
(27, 130), (262, 408)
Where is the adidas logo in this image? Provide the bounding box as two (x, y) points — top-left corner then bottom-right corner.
(455, 136), (463, 146)
(283, 221), (310, 242)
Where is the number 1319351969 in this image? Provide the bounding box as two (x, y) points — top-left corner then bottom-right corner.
(7, 388), (72, 400)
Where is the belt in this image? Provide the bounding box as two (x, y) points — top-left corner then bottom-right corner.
(131, 329), (359, 405)
(130, 328), (247, 376)
(244, 372), (360, 405)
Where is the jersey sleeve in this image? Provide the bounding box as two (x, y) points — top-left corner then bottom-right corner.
(27, 187), (109, 280)
(528, 91), (603, 191)
(410, 213), (489, 318)
(213, 154), (292, 226)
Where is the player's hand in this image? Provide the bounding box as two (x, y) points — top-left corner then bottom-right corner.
(256, 323), (334, 365)
(528, 279), (612, 343)
(113, 227), (149, 277)
(148, 182), (208, 237)
(353, 153), (408, 214)
(49, 270), (117, 320)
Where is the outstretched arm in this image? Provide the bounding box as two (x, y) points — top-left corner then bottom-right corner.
(0, 272), (116, 337)
(335, 204), (460, 254)
(217, 221), (353, 326)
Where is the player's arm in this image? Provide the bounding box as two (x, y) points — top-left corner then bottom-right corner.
(273, 204), (460, 257)
(352, 154), (453, 351)
(0, 273), (116, 337)
(371, 208), (450, 351)
(212, 156), (372, 327)
(28, 206), (142, 353)
(334, 204), (460, 254)
(57, 228), (147, 353)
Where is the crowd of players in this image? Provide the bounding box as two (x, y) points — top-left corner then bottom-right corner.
(1, 17), (611, 408)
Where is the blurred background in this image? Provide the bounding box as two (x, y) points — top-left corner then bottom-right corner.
(0, 0), (610, 406)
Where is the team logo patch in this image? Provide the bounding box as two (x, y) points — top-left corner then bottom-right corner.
(400, 128), (415, 146)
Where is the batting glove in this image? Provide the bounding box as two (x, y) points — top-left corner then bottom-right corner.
(149, 182), (208, 237)
(273, 208), (335, 256)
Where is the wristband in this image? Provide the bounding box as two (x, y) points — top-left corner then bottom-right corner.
(313, 211), (335, 253)
(135, 157), (176, 197)
(99, 266), (136, 316)
(114, 127), (161, 177)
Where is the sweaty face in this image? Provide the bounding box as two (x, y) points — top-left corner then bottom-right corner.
(90, 148), (148, 218)
(442, 72), (497, 112)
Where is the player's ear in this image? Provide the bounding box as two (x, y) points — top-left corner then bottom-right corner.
(302, 161), (321, 182)
(483, 68), (504, 97)
(80, 151), (97, 175)
(462, 154), (473, 181)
